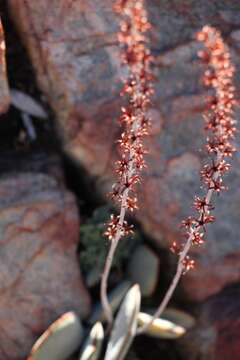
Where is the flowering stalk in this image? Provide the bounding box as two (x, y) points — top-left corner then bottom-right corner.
(101, 0), (154, 325)
(138, 25), (237, 334)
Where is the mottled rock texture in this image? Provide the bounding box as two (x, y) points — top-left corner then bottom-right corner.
(7, 0), (240, 301)
(179, 284), (240, 360)
(0, 172), (90, 360)
(0, 18), (10, 114)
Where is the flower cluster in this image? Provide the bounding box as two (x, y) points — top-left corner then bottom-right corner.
(105, 0), (154, 241)
(104, 214), (134, 241)
(172, 26), (237, 272)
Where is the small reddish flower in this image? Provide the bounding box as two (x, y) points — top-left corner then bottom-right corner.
(208, 179), (227, 193)
(121, 220), (134, 236)
(203, 214), (215, 224)
(222, 143), (236, 157)
(123, 174), (141, 191)
(119, 106), (135, 125)
(182, 256), (195, 274)
(180, 216), (197, 230)
(104, 215), (119, 241)
(115, 158), (129, 176)
(195, 214), (215, 232)
(109, 183), (121, 200)
(125, 196), (138, 211)
(192, 231), (204, 246)
(170, 241), (182, 254)
(117, 132), (131, 151)
(193, 196), (214, 212)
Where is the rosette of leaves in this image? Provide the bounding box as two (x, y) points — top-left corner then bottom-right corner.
(79, 206), (141, 287)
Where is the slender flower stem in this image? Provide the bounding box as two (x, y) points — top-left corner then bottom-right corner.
(101, 112), (144, 324)
(100, 0), (154, 325)
(101, 139), (138, 324)
(138, 25), (236, 334)
(101, 237), (120, 325)
(137, 171), (218, 334)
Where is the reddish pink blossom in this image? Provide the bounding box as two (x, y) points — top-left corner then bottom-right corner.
(174, 26), (236, 273)
(105, 0), (154, 241)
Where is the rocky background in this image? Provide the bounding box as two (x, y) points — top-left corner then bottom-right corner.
(0, 0), (240, 359)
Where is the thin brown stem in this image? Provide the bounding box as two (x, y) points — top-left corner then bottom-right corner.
(100, 199), (128, 325)
(100, 115), (142, 325)
(137, 170), (218, 334)
(100, 238), (119, 325)
(100, 0), (153, 326)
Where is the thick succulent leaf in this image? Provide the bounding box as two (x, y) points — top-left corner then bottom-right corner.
(27, 312), (83, 360)
(79, 322), (104, 360)
(162, 308), (195, 330)
(127, 245), (159, 297)
(11, 88), (48, 119)
(137, 312), (186, 339)
(89, 280), (131, 324)
(104, 284), (141, 360)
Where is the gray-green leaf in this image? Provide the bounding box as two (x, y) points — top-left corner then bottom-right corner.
(27, 312), (83, 360)
(79, 322), (104, 360)
(104, 284), (141, 360)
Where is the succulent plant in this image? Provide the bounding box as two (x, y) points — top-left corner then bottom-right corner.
(27, 312), (83, 360)
(26, 293), (192, 360)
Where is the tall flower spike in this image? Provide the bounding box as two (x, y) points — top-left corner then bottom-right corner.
(173, 25), (237, 272)
(138, 25), (237, 335)
(101, 0), (154, 325)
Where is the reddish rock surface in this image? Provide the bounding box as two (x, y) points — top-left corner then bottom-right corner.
(0, 18), (10, 114)
(179, 284), (240, 360)
(0, 172), (90, 360)
(7, 0), (240, 301)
